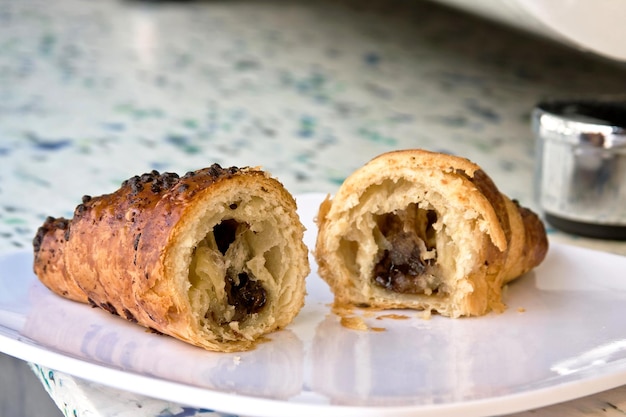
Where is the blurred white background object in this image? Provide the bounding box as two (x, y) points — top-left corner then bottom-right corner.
(432, 0), (626, 62)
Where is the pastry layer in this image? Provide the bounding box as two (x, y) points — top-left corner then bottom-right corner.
(33, 164), (310, 352)
(314, 149), (548, 317)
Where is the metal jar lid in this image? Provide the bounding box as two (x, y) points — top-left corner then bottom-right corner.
(533, 97), (626, 240)
(534, 98), (626, 147)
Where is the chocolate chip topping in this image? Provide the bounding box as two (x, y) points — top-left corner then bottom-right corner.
(121, 170), (181, 196)
(203, 163), (240, 179)
(33, 216), (70, 254)
(151, 172), (180, 193)
(119, 166), (244, 198)
(32, 224), (50, 254)
(126, 176), (145, 195)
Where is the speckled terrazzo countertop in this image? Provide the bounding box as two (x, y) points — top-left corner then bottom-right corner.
(1, 0), (626, 416)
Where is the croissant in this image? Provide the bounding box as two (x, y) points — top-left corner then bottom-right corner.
(32, 164), (310, 352)
(314, 149), (548, 317)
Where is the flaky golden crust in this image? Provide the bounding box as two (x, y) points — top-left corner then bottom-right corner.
(314, 149), (548, 317)
(33, 164), (310, 352)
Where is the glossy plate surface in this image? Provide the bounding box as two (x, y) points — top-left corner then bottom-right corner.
(1, 193), (626, 417)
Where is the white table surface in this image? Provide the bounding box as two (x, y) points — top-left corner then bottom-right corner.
(1, 0), (625, 416)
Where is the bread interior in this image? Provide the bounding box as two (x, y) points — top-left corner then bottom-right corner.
(186, 195), (288, 341)
(337, 178), (482, 307)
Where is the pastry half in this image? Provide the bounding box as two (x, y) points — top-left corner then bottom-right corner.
(33, 164), (310, 352)
(314, 149), (548, 317)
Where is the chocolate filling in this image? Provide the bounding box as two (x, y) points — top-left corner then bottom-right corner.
(225, 271), (267, 322)
(373, 204), (440, 295)
(213, 218), (239, 255)
(196, 217), (268, 324)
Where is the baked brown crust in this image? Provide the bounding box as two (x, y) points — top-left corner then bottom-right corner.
(33, 164), (310, 352)
(314, 149), (548, 317)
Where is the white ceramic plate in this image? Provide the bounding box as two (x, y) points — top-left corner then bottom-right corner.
(1, 193), (626, 417)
